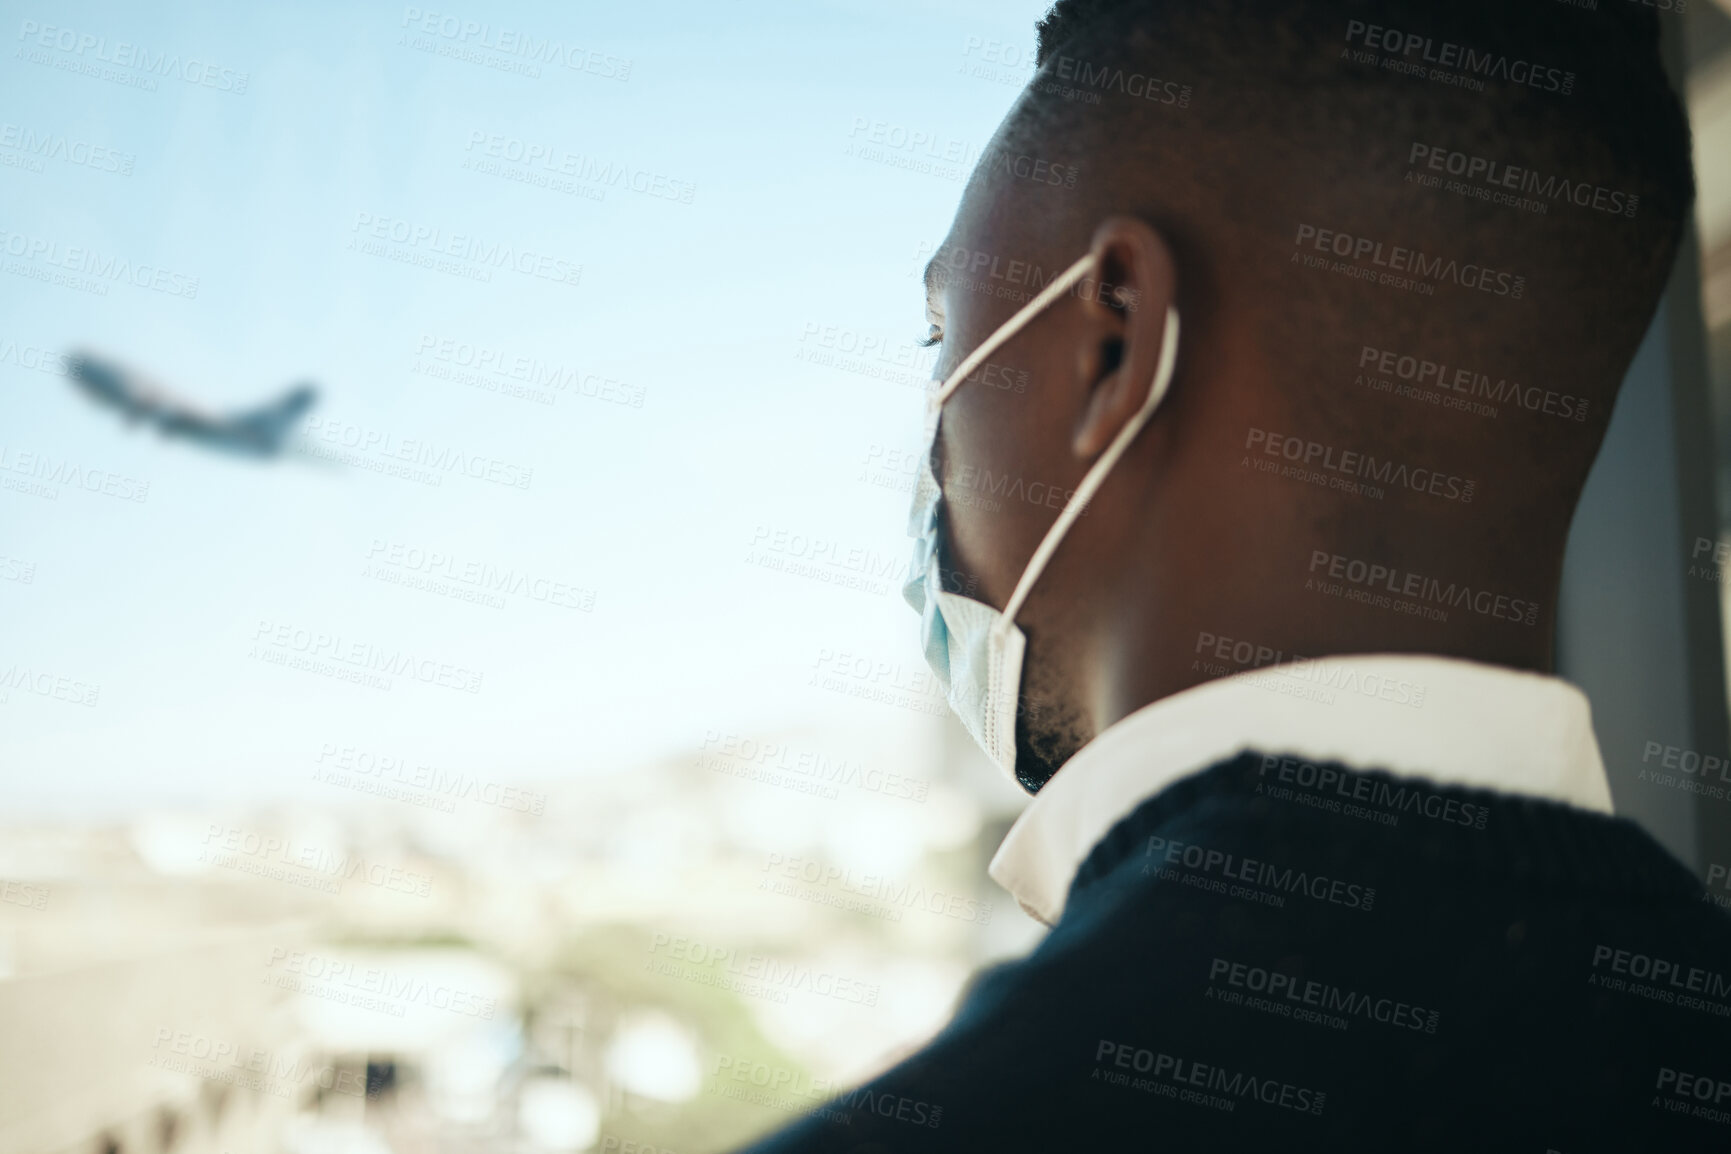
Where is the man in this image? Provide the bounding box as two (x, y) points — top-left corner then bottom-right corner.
(741, 1), (1731, 1149)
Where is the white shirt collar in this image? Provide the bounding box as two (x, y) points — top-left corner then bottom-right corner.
(987, 654), (1613, 926)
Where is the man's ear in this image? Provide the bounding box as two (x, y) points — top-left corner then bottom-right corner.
(1070, 216), (1178, 460)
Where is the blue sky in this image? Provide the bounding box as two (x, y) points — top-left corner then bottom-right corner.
(0, 0), (1053, 816)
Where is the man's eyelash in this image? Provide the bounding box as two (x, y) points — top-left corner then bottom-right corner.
(918, 327), (943, 348)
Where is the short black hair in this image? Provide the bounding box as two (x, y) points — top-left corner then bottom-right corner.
(1028, 0), (1693, 242)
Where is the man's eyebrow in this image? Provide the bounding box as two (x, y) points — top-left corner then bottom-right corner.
(922, 255), (943, 299)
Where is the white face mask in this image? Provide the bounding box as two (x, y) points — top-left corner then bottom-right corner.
(902, 252), (1180, 790)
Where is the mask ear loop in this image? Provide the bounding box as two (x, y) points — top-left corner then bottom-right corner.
(931, 254), (1099, 409)
(994, 304), (1181, 634)
(913, 253), (1098, 540)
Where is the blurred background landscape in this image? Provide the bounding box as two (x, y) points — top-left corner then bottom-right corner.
(0, 731), (1031, 1153)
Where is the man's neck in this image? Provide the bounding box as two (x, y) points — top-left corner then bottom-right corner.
(1088, 616), (1557, 740)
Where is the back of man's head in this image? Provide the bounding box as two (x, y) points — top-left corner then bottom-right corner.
(995, 0), (1693, 556)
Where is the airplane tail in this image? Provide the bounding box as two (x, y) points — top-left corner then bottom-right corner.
(235, 384), (318, 454)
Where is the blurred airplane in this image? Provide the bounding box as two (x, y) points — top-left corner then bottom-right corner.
(64, 351), (317, 458)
